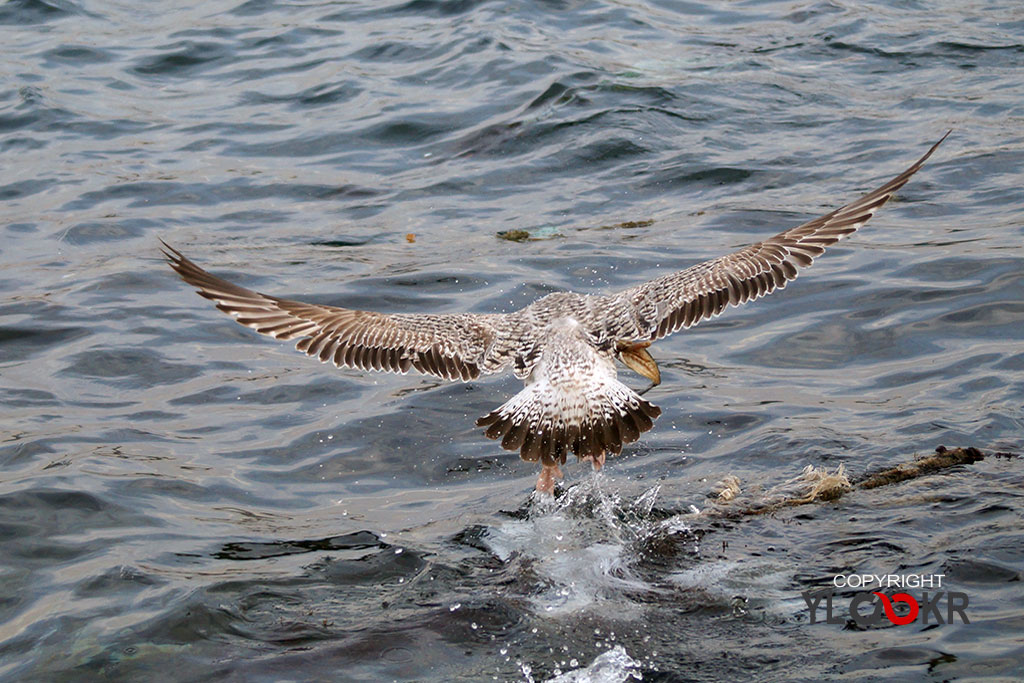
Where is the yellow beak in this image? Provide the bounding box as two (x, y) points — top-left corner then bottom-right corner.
(616, 340), (661, 386)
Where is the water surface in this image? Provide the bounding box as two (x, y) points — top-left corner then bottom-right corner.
(2, 0), (1023, 680)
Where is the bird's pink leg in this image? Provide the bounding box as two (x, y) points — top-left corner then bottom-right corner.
(535, 463), (564, 495)
(589, 451), (606, 472)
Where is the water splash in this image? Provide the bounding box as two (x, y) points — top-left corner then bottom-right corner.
(544, 645), (642, 682)
(483, 473), (682, 616)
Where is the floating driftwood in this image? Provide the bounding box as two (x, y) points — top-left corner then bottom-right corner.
(529, 446), (1010, 526)
(706, 446), (1000, 519)
(854, 445), (984, 489)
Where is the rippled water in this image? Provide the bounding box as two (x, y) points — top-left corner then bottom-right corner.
(3, 0), (1023, 680)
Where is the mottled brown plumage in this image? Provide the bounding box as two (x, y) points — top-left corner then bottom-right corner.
(164, 133), (948, 493)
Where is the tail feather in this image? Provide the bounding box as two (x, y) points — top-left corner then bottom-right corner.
(476, 378), (661, 466)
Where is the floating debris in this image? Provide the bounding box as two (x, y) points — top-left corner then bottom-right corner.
(707, 446), (996, 519)
(595, 219), (654, 231)
(405, 233), (416, 243)
(855, 445), (984, 489)
(711, 474), (741, 501)
(496, 229), (531, 242)
(496, 226), (563, 242)
(781, 462), (852, 504)
(499, 220), (653, 242)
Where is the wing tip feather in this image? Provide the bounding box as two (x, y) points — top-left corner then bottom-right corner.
(633, 133), (949, 342)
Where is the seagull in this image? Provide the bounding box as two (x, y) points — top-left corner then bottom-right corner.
(163, 133), (947, 495)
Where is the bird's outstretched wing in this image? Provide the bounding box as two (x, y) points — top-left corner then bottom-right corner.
(162, 242), (507, 381)
(622, 132), (949, 341)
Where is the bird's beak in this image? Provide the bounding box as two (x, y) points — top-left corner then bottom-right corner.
(616, 340), (661, 386)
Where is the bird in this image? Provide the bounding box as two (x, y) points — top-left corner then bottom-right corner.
(163, 133), (948, 495)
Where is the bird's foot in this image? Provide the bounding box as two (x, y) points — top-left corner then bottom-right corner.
(582, 451), (606, 472)
(535, 463), (564, 495)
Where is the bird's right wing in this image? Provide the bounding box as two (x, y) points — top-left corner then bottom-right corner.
(163, 242), (510, 381)
(621, 132), (949, 341)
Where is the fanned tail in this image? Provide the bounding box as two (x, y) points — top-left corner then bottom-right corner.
(476, 378), (661, 466)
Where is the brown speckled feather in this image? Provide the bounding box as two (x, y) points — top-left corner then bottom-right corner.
(163, 134), (947, 488)
(622, 132), (949, 340)
(162, 243), (511, 382)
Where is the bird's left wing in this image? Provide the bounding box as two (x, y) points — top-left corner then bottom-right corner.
(621, 133), (948, 341)
(162, 242), (508, 381)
